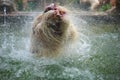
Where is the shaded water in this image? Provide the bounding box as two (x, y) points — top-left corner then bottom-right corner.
(0, 16), (120, 80)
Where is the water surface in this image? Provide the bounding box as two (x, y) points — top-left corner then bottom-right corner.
(0, 17), (120, 80)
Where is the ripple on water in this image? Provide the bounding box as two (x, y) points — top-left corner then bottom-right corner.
(0, 19), (120, 80)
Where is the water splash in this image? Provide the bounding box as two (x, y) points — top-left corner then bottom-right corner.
(3, 6), (7, 25)
(0, 12), (120, 80)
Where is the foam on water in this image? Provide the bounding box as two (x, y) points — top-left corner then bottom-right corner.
(0, 13), (120, 80)
(1, 15), (92, 76)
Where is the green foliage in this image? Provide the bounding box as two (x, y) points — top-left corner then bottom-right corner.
(15, 0), (80, 11)
(27, 2), (37, 11)
(16, 0), (23, 11)
(99, 4), (111, 11)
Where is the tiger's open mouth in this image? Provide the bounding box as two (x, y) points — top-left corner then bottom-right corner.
(44, 3), (67, 35)
(47, 17), (63, 35)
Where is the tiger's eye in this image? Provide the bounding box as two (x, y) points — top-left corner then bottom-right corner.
(59, 11), (66, 15)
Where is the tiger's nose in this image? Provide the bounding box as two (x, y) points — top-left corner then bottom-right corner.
(55, 10), (61, 16)
(52, 10), (62, 19)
